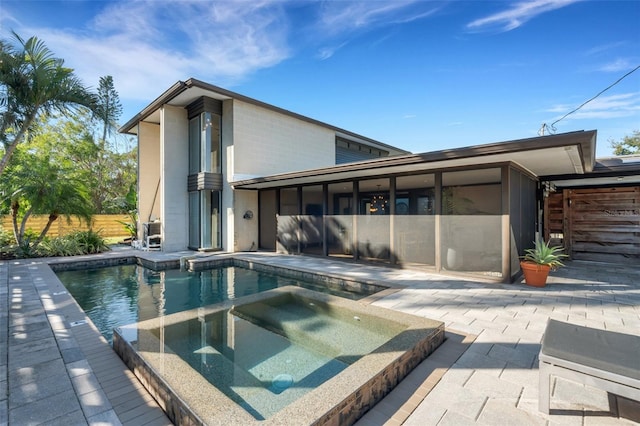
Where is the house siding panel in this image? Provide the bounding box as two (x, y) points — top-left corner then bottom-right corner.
(161, 105), (189, 251)
(233, 100), (335, 178)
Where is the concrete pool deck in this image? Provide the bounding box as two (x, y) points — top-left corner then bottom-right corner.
(1, 248), (639, 425)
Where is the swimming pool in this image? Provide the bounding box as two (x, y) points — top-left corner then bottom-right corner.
(56, 264), (379, 342)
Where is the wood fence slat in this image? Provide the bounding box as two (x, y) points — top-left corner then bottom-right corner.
(546, 186), (640, 263)
(0, 214), (131, 238)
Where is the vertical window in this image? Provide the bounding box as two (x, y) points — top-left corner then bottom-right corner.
(189, 117), (200, 175)
(189, 192), (200, 248)
(201, 191), (212, 248)
(188, 109), (222, 251)
(211, 191), (221, 248)
(201, 112), (221, 173)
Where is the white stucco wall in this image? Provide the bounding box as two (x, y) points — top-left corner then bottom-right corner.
(232, 100), (336, 179)
(222, 99), (235, 252)
(138, 122), (160, 239)
(234, 190), (259, 252)
(160, 105), (189, 251)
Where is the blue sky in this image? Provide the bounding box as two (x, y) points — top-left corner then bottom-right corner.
(1, 1), (639, 157)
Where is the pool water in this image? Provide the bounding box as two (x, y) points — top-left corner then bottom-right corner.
(115, 289), (414, 422)
(56, 264), (372, 342)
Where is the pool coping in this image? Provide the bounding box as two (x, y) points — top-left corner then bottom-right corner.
(5, 249), (476, 425)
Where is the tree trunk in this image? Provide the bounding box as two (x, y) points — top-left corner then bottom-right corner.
(32, 213), (58, 249)
(10, 201), (20, 244)
(0, 109), (38, 176)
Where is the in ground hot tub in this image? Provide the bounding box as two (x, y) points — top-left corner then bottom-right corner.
(113, 286), (444, 425)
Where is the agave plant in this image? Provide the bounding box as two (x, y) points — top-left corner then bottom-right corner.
(522, 238), (568, 270)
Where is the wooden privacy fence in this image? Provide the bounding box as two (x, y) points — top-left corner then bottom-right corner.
(544, 186), (640, 265)
(0, 214), (132, 238)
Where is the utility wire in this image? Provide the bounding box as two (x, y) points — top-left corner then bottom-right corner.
(539, 64), (640, 135)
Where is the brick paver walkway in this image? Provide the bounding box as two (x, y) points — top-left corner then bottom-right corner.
(2, 250), (639, 425)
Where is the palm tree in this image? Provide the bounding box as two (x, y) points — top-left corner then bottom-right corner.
(92, 75), (123, 212)
(0, 31), (96, 176)
(2, 152), (93, 253)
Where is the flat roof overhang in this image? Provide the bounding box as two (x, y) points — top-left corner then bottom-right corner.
(231, 131), (597, 190)
(542, 155), (640, 188)
(118, 78), (409, 155)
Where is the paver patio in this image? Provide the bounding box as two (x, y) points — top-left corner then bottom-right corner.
(1, 249), (639, 425)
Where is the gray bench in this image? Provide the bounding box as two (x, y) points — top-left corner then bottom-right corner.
(539, 319), (640, 414)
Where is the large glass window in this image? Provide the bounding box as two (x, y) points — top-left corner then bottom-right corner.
(279, 188), (299, 215)
(189, 117), (200, 175)
(188, 110), (223, 251)
(202, 112), (221, 174)
(357, 178), (390, 262)
(358, 178), (390, 215)
(188, 190), (221, 250)
(189, 192), (200, 248)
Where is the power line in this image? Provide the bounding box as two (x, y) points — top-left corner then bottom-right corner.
(539, 64), (640, 135)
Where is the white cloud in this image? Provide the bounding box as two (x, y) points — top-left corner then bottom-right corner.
(314, 1), (441, 57)
(7, 0), (292, 105)
(317, 1), (439, 32)
(467, 0), (581, 32)
(546, 92), (640, 122)
(584, 41), (627, 56)
(598, 59), (637, 73)
(4, 0), (443, 108)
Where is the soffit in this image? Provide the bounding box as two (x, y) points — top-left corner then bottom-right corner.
(545, 155), (640, 188)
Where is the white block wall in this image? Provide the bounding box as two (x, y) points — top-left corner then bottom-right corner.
(160, 105), (189, 252)
(232, 100), (336, 178)
(138, 122), (160, 237)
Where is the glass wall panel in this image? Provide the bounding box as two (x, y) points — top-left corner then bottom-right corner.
(188, 111), (222, 250)
(442, 169), (501, 215)
(203, 112), (221, 174)
(279, 188), (298, 215)
(358, 178), (390, 215)
(327, 182), (353, 257)
(201, 191), (212, 248)
(301, 185), (323, 255)
(188, 117), (200, 175)
(211, 190), (221, 249)
(396, 174), (435, 215)
(441, 169), (502, 276)
(395, 174), (436, 265)
(188, 192), (199, 248)
(357, 178), (390, 262)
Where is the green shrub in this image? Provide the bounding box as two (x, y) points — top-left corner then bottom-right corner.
(0, 227), (17, 259)
(36, 230), (111, 257)
(37, 236), (83, 257)
(0, 226), (13, 247)
(72, 229), (110, 254)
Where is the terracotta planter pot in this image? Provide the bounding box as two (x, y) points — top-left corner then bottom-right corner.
(520, 261), (551, 287)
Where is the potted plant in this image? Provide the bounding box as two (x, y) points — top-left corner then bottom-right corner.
(520, 238), (568, 287)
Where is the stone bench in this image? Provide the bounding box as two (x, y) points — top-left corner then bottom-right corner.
(539, 319), (640, 414)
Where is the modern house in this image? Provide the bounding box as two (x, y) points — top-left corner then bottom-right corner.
(120, 78), (640, 283)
